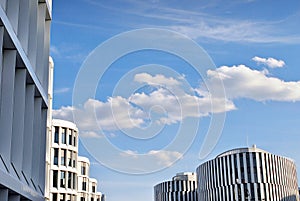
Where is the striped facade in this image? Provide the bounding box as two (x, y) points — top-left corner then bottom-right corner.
(197, 147), (299, 201)
(154, 172), (198, 201)
(0, 0), (52, 201)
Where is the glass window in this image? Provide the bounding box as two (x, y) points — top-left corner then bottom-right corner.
(54, 127), (59, 143)
(82, 178), (87, 191)
(61, 149), (66, 166)
(92, 185), (96, 193)
(69, 131), (73, 145)
(73, 173), (76, 190)
(81, 198), (85, 201)
(52, 193), (57, 201)
(54, 148), (59, 165)
(53, 170), (58, 188)
(73, 152), (76, 168)
(68, 150), (72, 167)
(61, 171), (66, 188)
(62, 128), (67, 144)
(68, 172), (72, 189)
(73, 135), (76, 147)
(82, 166), (86, 175)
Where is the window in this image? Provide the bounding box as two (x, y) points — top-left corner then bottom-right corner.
(54, 148), (59, 165)
(54, 127), (59, 143)
(81, 163), (86, 175)
(92, 185), (96, 193)
(91, 198), (94, 201)
(82, 178), (87, 191)
(68, 131), (73, 145)
(81, 198), (85, 201)
(61, 149), (66, 166)
(61, 171), (66, 188)
(53, 170), (58, 188)
(52, 193), (57, 201)
(68, 150), (72, 167)
(62, 128), (67, 144)
(68, 172), (72, 189)
(73, 152), (76, 168)
(73, 173), (76, 190)
(73, 134), (76, 146)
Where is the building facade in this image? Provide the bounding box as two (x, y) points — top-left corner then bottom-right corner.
(154, 172), (198, 201)
(77, 156), (105, 201)
(49, 119), (105, 201)
(197, 146), (299, 201)
(0, 0), (52, 200)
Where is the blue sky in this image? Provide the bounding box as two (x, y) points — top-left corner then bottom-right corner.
(51, 1), (300, 201)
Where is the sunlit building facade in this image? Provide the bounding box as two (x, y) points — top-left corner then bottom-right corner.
(197, 146), (299, 201)
(49, 119), (105, 201)
(49, 119), (79, 201)
(77, 156), (105, 201)
(0, 0), (52, 200)
(154, 172), (198, 201)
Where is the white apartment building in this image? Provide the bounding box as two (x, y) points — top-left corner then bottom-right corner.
(49, 119), (105, 201)
(77, 156), (105, 201)
(154, 172), (198, 201)
(0, 0), (52, 200)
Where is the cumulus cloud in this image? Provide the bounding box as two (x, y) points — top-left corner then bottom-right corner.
(204, 65), (300, 101)
(134, 73), (180, 87)
(252, 56), (285, 68)
(53, 97), (146, 131)
(54, 69), (300, 135)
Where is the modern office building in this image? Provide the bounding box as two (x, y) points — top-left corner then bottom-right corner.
(0, 0), (52, 201)
(154, 172), (198, 201)
(197, 146), (299, 201)
(49, 119), (105, 201)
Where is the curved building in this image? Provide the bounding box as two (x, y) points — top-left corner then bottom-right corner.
(197, 146), (299, 201)
(77, 156), (105, 201)
(49, 119), (105, 201)
(154, 172), (198, 201)
(50, 119), (79, 201)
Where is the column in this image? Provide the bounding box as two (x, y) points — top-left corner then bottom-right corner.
(11, 68), (26, 180)
(0, 49), (16, 172)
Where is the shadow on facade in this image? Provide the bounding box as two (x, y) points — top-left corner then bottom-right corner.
(280, 195), (297, 201)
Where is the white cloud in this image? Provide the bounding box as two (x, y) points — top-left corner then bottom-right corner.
(54, 87), (70, 94)
(80, 131), (103, 138)
(54, 68), (300, 134)
(147, 150), (183, 167)
(134, 73), (180, 87)
(50, 45), (60, 55)
(204, 65), (300, 101)
(252, 56), (285, 68)
(120, 150), (182, 167)
(53, 97), (145, 131)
